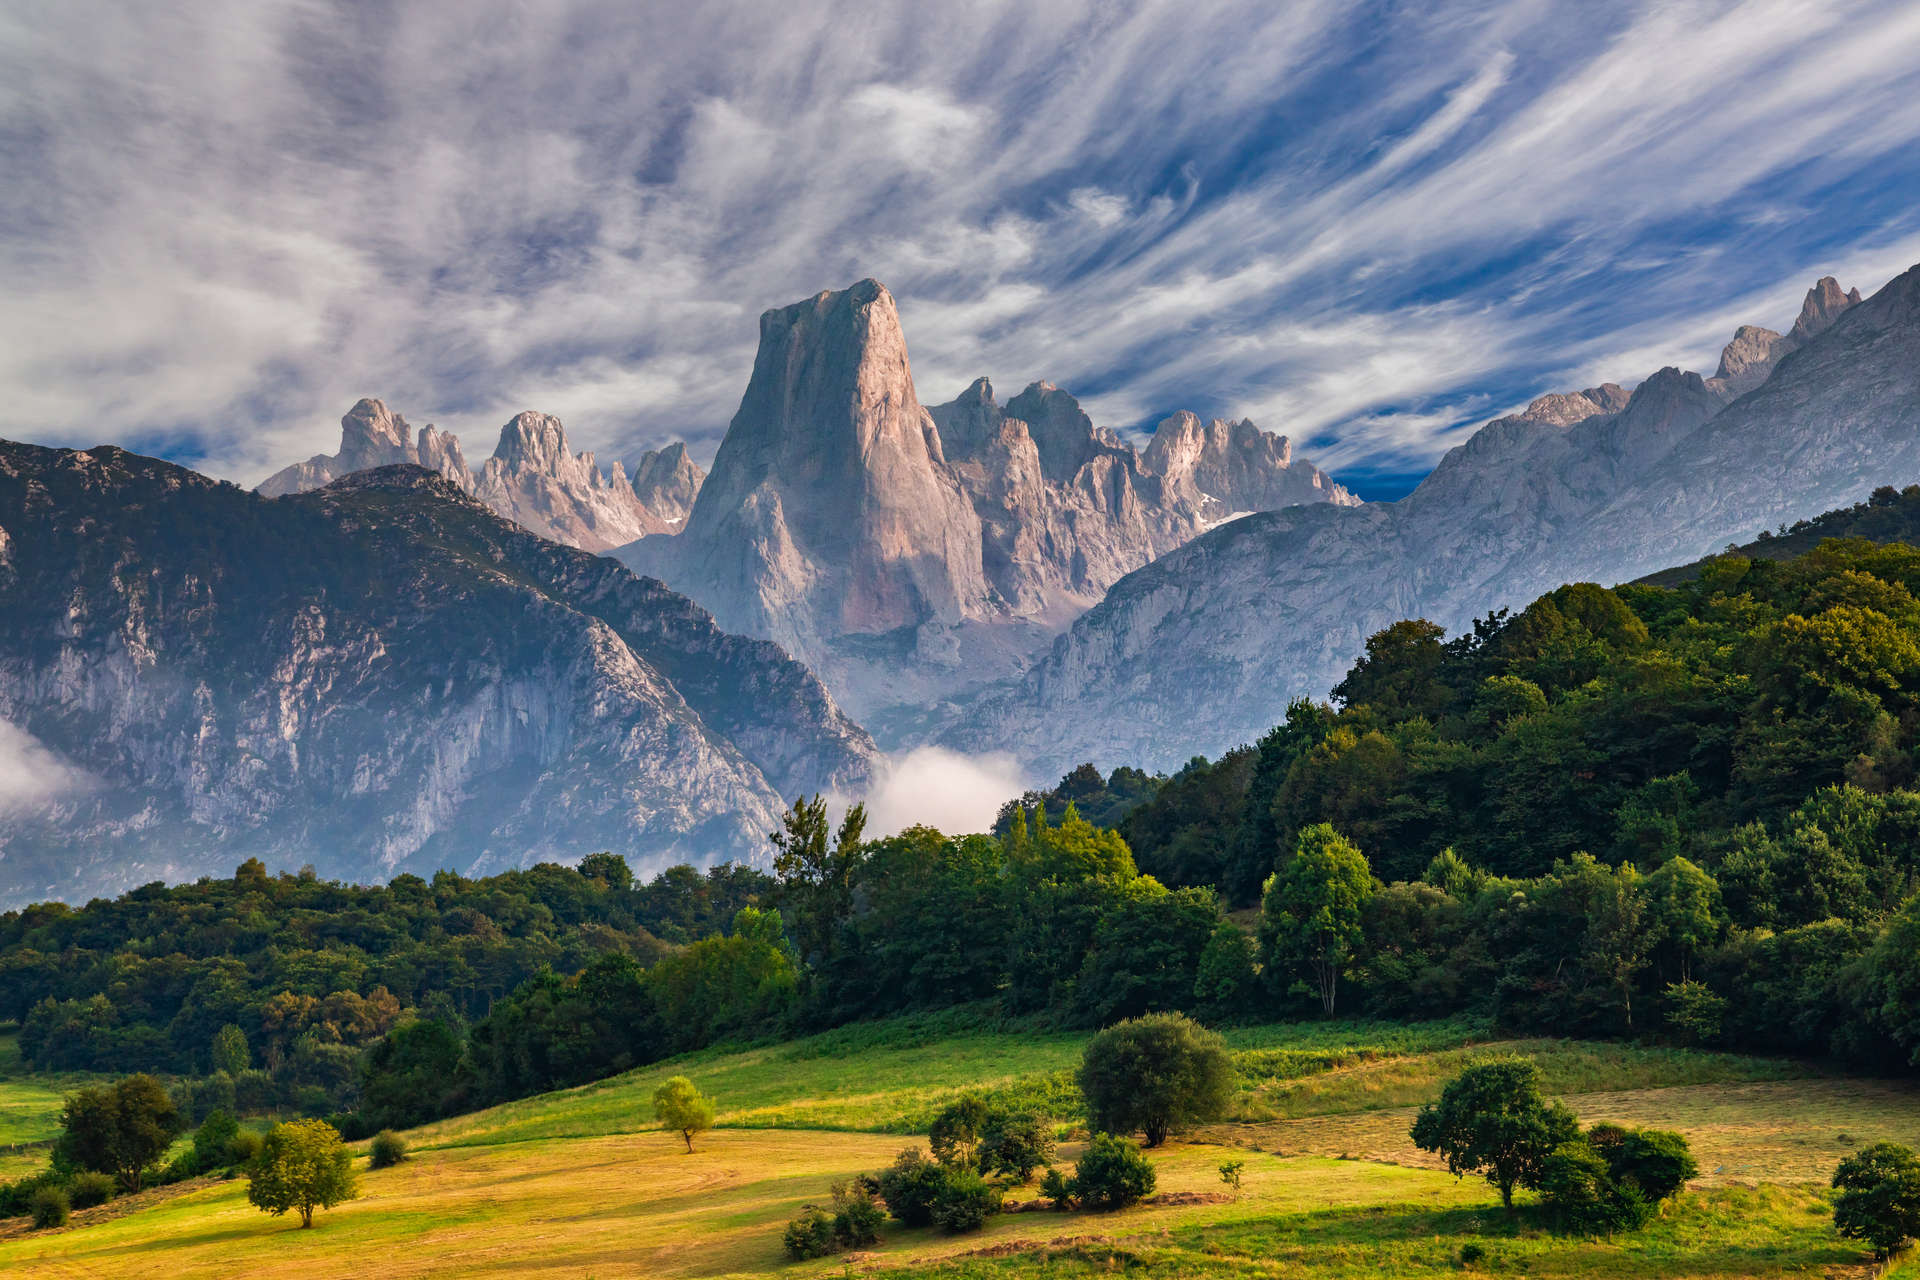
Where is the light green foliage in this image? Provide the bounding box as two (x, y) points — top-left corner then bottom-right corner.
(28, 1184), (68, 1229)
(651, 1075), (715, 1152)
(1218, 1158), (1244, 1193)
(1259, 824), (1377, 1015)
(245, 1118), (358, 1228)
(1409, 1056), (1580, 1211)
(211, 1024), (250, 1076)
(1078, 1012), (1234, 1147)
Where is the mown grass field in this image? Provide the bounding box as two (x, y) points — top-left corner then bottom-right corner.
(0, 1011), (1906, 1278)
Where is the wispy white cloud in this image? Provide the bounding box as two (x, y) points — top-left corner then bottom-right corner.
(861, 746), (1027, 839)
(2, 1), (1919, 491)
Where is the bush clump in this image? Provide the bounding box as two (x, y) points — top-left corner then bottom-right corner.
(369, 1130), (409, 1169)
(29, 1185), (70, 1229)
(1539, 1124), (1696, 1236)
(930, 1167), (1003, 1233)
(66, 1171), (116, 1209)
(782, 1205), (836, 1260)
(1062, 1133), (1157, 1211)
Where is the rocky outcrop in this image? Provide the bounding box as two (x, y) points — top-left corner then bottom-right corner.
(0, 443), (873, 907)
(952, 271), (1901, 777)
(619, 280), (1354, 729)
(259, 399), (704, 552)
(1706, 276), (1862, 399)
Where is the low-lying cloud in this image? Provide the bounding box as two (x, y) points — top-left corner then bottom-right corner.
(0, 719), (93, 814)
(861, 746), (1028, 839)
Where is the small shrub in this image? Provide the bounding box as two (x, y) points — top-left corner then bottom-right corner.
(1040, 1166), (1071, 1209)
(1069, 1133), (1156, 1211)
(931, 1167), (1002, 1234)
(67, 1171), (116, 1209)
(1218, 1159), (1244, 1193)
(1459, 1241), (1487, 1267)
(831, 1179), (885, 1247)
(1833, 1142), (1920, 1258)
(29, 1186), (70, 1229)
(877, 1149), (947, 1227)
(369, 1130), (409, 1169)
(782, 1205), (836, 1260)
(189, 1109), (242, 1176)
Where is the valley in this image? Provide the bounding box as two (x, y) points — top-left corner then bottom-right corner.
(0, 1011), (1899, 1278)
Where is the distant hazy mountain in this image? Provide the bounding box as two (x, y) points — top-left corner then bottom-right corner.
(260, 398), (705, 552)
(0, 445), (873, 907)
(616, 279), (1354, 731)
(952, 270), (1918, 777)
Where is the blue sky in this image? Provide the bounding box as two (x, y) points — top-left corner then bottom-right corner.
(6, 2), (1920, 500)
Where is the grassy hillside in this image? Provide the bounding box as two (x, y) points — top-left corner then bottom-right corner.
(1, 1011), (1906, 1278)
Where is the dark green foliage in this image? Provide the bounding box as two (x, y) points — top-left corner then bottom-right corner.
(29, 1185), (69, 1229)
(1039, 1165), (1071, 1208)
(830, 1180), (885, 1246)
(1066, 1132), (1157, 1210)
(1833, 1142), (1920, 1258)
(56, 1073), (182, 1192)
(66, 1171), (115, 1209)
(369, 1130), (408, 1169)
(1120, 749), (1256, 890)
(187, 1109), (242, 1175)
(978, 1112), (1055, 1182)
(1191, 922), (1259, 1020)
(782, 1205), (836, 1259)
(996, 764), (1161, 837)
(1538, 1139), (1651, 1235)
(1070, 881), (1221, 1025)
(1410, 1057), (1580, 1211)
(876, 1149), (948, 1227)
(930, 1166), (1002, 1233)
(1078, 1012), (1234, 1147)
(1588, 1124), (1697, 1203)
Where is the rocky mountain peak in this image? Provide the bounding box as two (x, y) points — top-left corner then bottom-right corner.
(339, 397), (413, 461)
(631, 443), (705, 526)
(1791, 276), (1863, 343)
(491, 411), (574, 473)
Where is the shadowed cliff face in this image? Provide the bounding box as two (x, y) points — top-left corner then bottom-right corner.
(0, 446), (873, 907)
(950, 270), (1905, 778)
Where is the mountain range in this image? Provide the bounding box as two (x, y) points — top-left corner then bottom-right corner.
(7, 262), (1920, 905)
(260, 398), (706, 552)
(0, 446), (871, 907)
(949, 268), (1920, 776)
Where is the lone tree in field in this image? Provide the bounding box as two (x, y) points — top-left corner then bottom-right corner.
(1259, 823), (1376, 1016)
(1411, 1056), (1579, 1212)
(1078, 1012), (1234, 1147)
(1833, 1142), (1920, 1258)
(246, 1119), (359, 1228)
(56, 1073), (181, 1192)
(653, 1075), (716, 1152)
